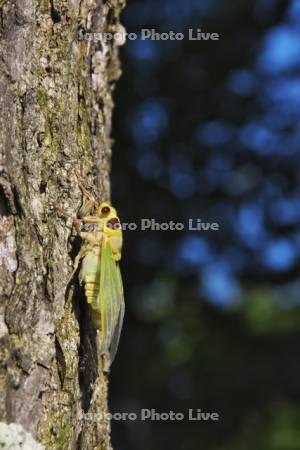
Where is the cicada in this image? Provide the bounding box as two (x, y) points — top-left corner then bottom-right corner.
(51, 174), (125, 371)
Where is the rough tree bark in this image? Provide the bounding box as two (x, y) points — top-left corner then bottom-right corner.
(0, 0), (126, 448)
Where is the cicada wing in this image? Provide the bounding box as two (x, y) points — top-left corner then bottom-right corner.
(109, 264), (125, 364)
(97, 239), (125, 365)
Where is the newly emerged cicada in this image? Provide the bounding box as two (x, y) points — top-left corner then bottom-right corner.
(51, 174), (124, 371)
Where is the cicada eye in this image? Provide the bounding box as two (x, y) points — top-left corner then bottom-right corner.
(107, 218), (120, 230)
(101, 206), (110, 214)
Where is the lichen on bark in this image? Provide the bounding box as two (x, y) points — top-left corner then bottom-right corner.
(0, 0), (126, 448)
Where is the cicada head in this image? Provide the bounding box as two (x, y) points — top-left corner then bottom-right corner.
(98, 202), (123, 260)
(98, 202), (122, 233)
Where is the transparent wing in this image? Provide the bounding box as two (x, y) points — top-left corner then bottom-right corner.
(97, 239), (125, 365)
(109, 263), (125, 363)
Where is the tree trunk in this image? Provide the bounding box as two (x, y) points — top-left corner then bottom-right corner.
(0, 0), (126, 448)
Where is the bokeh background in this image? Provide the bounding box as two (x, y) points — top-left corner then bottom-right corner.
(110, 1), (300, 449)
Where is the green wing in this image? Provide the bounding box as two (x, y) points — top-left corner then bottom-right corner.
(97, 239), (125, 365)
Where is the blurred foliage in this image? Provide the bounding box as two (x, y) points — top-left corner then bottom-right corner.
(110, 0), (300, 449)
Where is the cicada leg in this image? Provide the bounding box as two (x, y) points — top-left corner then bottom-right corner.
(75, 171), (96, 218)
(66, 249), (85, 286)
(49, 199), (81, 232)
